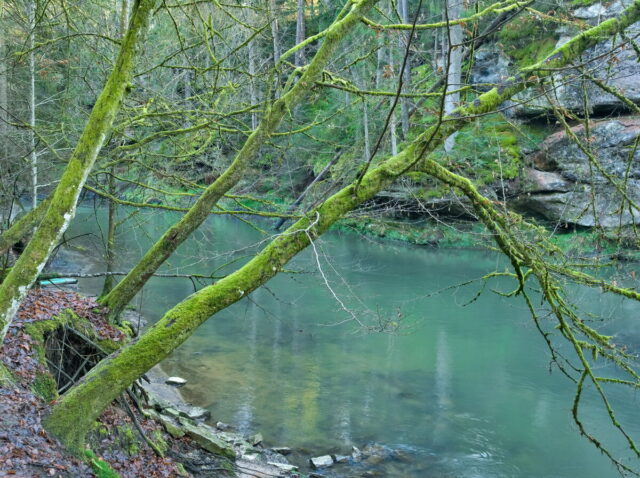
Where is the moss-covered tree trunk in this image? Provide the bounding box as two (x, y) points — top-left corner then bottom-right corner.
(99, 0), (377, 321)
(0, 0), (157, 344)
(44, 1), (640, 450)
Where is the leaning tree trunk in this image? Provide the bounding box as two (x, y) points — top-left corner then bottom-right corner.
(0, 0), (157, 344)
(44, 1), (640, 449)
(99, 0), (378, 321)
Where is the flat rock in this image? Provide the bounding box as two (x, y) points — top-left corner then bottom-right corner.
(310, 455), (334, 469)
(165, 376), (187, 387)
(333, 454), (350, 463)
(178, 418), (236, 459)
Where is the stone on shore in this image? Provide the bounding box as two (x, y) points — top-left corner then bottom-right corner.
(165, 376), (187, 387)
(248, 433), (263, 446)
(178, 418), (237, 459)
(310, 455), (334, 469)
(271, 446), (292, 455)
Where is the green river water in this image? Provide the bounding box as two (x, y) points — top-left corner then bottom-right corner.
(67, 207), (640, 477)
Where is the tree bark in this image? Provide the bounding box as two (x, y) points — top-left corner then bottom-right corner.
(44, 0), (640, 450)
(0, 0), (157, 344)
(99, 0), (378, 321)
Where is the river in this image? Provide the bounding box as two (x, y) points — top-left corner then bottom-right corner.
(66, 206), (640, 477)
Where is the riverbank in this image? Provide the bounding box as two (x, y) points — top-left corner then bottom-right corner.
(0, 285), (308, 477)
(333, 215), (640, 261)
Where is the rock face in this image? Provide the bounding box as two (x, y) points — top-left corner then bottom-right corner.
(513, 1), (640, 116)
(512, 117), (640, 226)
(471, 45), (511, 91)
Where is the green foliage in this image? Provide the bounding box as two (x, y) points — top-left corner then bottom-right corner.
(439, 114), (523, 187)
(32, 371), (57, 402)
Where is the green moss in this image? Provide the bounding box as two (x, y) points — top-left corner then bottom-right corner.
(32, 371), (57, 402)
(84, 449), (121, 478)
(0, 363), (14, 387)
(120, 425), (140, 455)
(437, 114), (523, 187)
(498, 12), (559, 68)
(151, 429), (169, 455)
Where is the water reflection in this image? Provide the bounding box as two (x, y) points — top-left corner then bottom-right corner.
(66, 208), (640, 478)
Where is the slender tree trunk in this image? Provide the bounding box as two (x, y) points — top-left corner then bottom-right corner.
(0, 0), (157, 344)
(248, 37), (258, 130)
(0, 3), (8, 168)
(363, 97), (370, 161)
(388, 42), (398, 155)
(444, 0), (462, 152)
(270, 0), (280, 65)
(101, 172), (117, 295)
(295, 0), (306, 67)
(99, 0), (377, 321)
(375, 35), (384, 88)
(28, 0), (37, 209)
(398, 0), (410, 137)
(102, 0), (130, 297)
